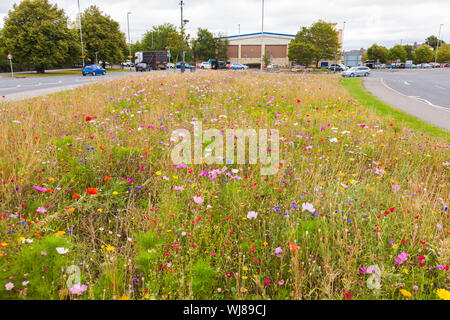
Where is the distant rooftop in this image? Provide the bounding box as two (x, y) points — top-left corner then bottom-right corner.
(227, 32), (296, 39)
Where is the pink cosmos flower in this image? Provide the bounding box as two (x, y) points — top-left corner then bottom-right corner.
(193, 195), (204, 204)
(302, 202), (316, 213)
(247, 211), (258, 219)
(70, 284), (88, 295)
(5, 282), (14, 291)
(395, 252), (408, 265)
(33, 185), (47, 192)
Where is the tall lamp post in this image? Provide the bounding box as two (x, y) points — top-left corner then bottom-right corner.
(435, 24), (444, 63)
(260, 0), (264, 72)
(77, 0), (85, 67)
(238, 24), (240, 64)
(342, 21), (346, 65)
(127, 12), (132, 61)
(180, 1), (186, 73)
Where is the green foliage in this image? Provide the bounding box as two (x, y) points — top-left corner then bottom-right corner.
(425, 35), (445, 50)
(166, 29), (191, 63)
(141, 23), (178, 51)
(81, 5), (128, 65)
(388, 45), (407, 62)
(0, 236), (73, 299)
(413, 46), (434, 64)
(288, 42), (317, 65)
(192, 259), (218, 299)
(291, 20), (340, 67)
(367, 44), (389, 63)
(436, 43), (450, 62)
(403, 45), (414, 61)
(0, 0), (79, 73)
(262, 54), (271, 67)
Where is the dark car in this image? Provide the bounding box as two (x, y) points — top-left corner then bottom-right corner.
(176, 63), (191, 69)
(135, 63), (148, 72)
(328, 64), (347, 72)
(82, 64), (106, 76)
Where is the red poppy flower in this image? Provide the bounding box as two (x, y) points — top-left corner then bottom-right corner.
(86, 188), (98, 195)
(85, 116), (92, 122)
(104, 176), (111, 181)
(72, 193), (80, 199)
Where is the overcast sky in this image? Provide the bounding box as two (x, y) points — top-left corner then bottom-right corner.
(0, 0), (448, 50)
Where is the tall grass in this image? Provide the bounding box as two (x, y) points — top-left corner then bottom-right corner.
(0, 71), (448, 300)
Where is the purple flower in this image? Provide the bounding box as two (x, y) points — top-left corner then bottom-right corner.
(395, 252), (408, 265)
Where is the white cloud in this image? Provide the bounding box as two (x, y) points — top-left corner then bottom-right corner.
(0, 0), (448, 50)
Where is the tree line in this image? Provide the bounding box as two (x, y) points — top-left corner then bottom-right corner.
(364, 36), (449, 65)
(0, 0), (229, 73)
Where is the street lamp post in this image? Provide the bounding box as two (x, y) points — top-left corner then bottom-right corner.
(127, 12), (132, 60)
(77, 0), (85, 67)
(238, 24), (240, 64)
(342, 21), (346, 65)
(260, 0), (264, 72)
(435, 24), (444, 63)
(180, 1), (186, 73)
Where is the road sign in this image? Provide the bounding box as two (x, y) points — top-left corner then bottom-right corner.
(80, 55), (86, 59)
(7, 54), (13, 60)
(127, 55), (133, 59)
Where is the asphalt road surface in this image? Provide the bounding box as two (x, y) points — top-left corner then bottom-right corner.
(0, 71), (135, 100)
(369, 68), (450, 109)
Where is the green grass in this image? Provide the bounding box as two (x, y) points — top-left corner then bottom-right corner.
(8, 68), (130, 78)
(341, 78), (450, 141)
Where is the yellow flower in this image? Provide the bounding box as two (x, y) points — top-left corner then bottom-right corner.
(49, 177), (55, 182)
(263, 241), (268, 247)
(55, 231), (66, 236)
(97, 208), (103, 212)
(18, 237), (25, 243)
(106, 245), (115, 252)
(436, 289), (450, 300)
(155, 171), (162, 176)
(112, 191), (118, 195)
(173, 175), (178, 180)
(403, 269), (409, 275)
(400, 289), (412, 297)
(242, 276), (248, 280)
(119, 295), (130, 300)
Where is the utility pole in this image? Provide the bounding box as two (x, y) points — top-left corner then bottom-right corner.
(238, 24), (241, 64)
(180, 1), (185, 73)
(342, 21), (346, 65)
(127, 12), (132, 60)
(260, 0), (264, 72)
(77, 0), (85, 67)
(435, 24), (444, 63)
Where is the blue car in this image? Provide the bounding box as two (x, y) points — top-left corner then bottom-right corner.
(82, 64), (106, 76)
(176, 63), (191, 69)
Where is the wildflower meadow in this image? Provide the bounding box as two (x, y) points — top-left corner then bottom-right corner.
(0, 71), (448, 300)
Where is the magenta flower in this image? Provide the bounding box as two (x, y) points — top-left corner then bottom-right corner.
(193, 195), (204, 204)
(70, 284), (88, 295)
(395, 252), (408, 265)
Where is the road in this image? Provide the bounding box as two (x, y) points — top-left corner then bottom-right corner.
(0, 71), (136, 101)
(369, 68), (450, 109)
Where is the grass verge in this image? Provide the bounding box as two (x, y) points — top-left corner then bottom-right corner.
(7, 68), (130, 78)
(341, 77), (450, 141)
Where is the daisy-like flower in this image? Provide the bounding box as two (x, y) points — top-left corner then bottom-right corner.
(5, 282), (14, 291)
(247, 211), (258, 219)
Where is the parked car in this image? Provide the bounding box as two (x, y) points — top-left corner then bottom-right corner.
(226, 61), (231, 69)
(328, 64), (347, 72)
(176, 63), (192, 69)
(167, 63), (175, 69)
(200, 62), (211, 69)
(444, 63), (450, 67)
(121, 60), (134, 68)
(267, 64), (282, 69)
(363, 60), (376, 68)
(419, 63), (432, 68)
(135, 63), (148, 72)
(341, 66), (371, 77)
(82, 64), (106, 76)
(428, 62), (441, 68)
(230, 63), (248, 70)
(374, 64), (387, 69)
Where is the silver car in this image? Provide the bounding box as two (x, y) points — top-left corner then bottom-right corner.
(341, 66), (371, 77)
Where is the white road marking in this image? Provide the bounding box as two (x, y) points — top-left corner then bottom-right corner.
(403, 81), (410, 85)
(435, 85), (446, 90)
(379, 78), (450, 113)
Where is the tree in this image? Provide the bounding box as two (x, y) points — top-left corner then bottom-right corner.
(192, 28), (229, 62)
(167, 30), (191, 63)
(366, 44), (388, 63)
(403, 45), (414, 61)
(81, 6), (128, 66)
(413, 46), (434, 64)
(388, 45), (407, 62)
(425, 35), (445, 50)
(141, 23), (178, 51)
(436, 43), (450, 62)
(288, 42), (317, 66)
(1, 0), (79, 73)
(291, 20), (340, 67)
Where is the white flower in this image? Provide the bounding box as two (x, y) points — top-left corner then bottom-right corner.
(56, 247), (69, 255)
(247, 211), (258, 219)
(302, 202), (316, 213)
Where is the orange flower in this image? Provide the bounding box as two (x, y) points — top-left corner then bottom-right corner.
(72, 193), (80, 199)
(86, 188), (98, 195)
(288, 242), (299, 252)
(0, 242), (8, 248)
(104, 176), (111, 181)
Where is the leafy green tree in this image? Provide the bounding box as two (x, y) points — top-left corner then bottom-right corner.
(388, 45), (407, 62)
(141, 23), (178, 51)
(291, 20), (340, 67)
(437, 43), (450, 62)
(288, 42), (317, 66)
(167, 29), (191, 63)
(403, 45), (414, 61)
(192, 28), (229, 62)
(366, 44), (388, 63)
(1, 0), (79, 73)
(425, 35), (445, 50)
(413, 46), (434, 64)
(81, 5), (128, 66)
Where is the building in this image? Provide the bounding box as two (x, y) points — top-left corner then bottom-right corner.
(226, 32), (295, 66)
(226, 24), (343, 67)
(343, 49), (365, 67)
